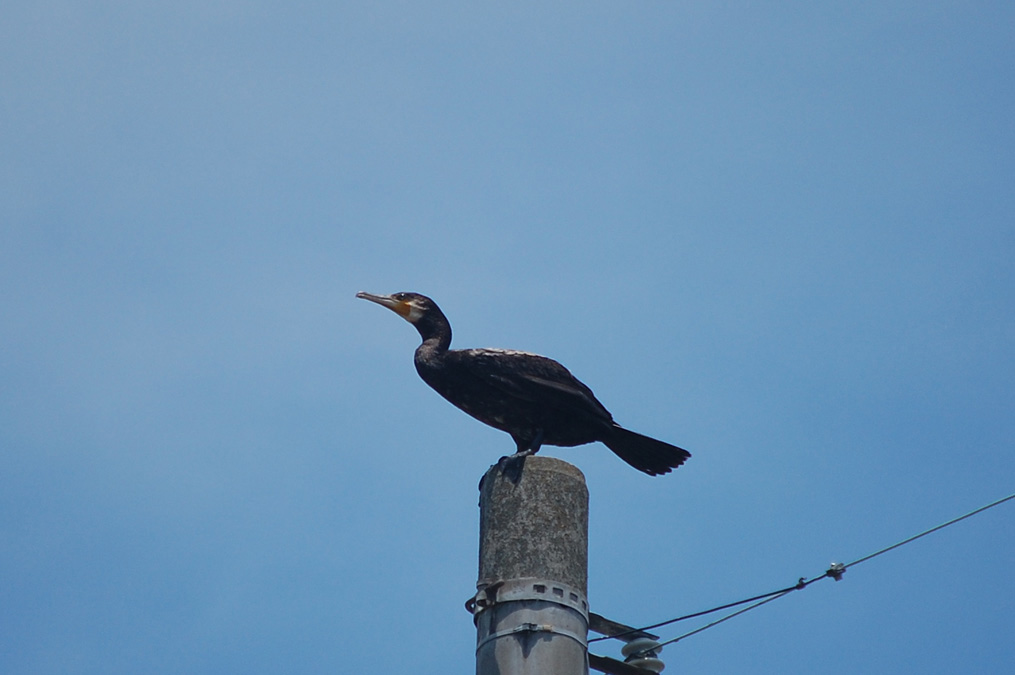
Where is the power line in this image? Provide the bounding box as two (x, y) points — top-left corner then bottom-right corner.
(588, 582), (806, 643)
(591, 491), (1015, 647)
(841, 491), (1015, 569)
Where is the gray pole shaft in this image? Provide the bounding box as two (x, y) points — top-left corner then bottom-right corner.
(474, 456), (590, 675)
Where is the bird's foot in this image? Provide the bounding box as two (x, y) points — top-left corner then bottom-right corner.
(497, 449), (534, 484)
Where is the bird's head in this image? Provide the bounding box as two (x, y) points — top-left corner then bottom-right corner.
(355, 291), (437, 324)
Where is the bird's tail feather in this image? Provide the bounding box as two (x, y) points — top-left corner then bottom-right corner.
(602, 425), (690, 476)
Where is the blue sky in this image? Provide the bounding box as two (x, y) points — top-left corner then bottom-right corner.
(2, 2), (1014, 673)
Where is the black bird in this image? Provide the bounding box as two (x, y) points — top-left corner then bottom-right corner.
(356, 291), (690, 476)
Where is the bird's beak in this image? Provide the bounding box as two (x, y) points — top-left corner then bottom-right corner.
(356, 291), (412, 319)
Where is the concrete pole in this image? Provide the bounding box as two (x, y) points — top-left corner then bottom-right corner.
(472, 456), (590, 675)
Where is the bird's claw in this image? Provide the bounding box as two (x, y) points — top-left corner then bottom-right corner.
(498, 451), (529, 484)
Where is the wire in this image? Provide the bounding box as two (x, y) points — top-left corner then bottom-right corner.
(588, 582), (806, 643)
(841, 491), (1015, 569)
(591, 491), (1015, 648)
(660, 588), (794, 647)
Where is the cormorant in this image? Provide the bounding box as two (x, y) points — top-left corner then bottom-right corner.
(356, 291), (690, 476)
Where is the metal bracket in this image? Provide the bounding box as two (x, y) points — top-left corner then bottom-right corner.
(467, 577), (590, 621)
(476, 622), (588, 652)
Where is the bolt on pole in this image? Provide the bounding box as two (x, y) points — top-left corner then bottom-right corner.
(470, 456), (590, 675)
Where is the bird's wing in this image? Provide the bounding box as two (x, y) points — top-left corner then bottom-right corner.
(453, 349), (614, 422)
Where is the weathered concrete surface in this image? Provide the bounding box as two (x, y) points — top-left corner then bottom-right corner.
(478, 456), (589, 593)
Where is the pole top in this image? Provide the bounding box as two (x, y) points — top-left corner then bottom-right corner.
(480, 455), (587, 488)
(478, 455), (590, 593)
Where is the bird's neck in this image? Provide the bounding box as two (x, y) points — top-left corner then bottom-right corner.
(415, 336), (447, 365)
(413, 317), (451, 362)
